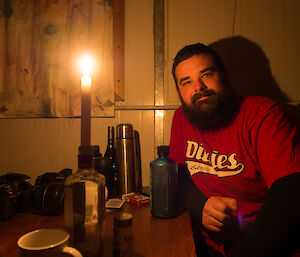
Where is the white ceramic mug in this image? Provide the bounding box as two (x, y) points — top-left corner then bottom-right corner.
(17, 228), (82, 257)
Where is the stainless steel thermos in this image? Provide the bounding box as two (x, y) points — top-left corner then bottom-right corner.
(115, 124), (136, 194)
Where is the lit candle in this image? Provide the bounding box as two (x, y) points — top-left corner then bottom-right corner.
(80, 56), (93, 146)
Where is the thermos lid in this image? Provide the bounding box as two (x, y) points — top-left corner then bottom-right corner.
(116, 124), (134, 139)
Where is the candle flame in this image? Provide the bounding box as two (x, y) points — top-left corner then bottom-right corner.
(80, 55), (93, 76)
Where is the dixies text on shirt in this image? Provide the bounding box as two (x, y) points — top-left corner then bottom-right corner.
(185, 140), (245, 178)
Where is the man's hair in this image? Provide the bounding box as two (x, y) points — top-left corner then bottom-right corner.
(172, 43), (227, 89)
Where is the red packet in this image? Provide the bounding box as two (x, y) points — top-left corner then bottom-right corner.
(128, 193), (150, 206)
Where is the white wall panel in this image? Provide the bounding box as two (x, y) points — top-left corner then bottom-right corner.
(118, 0), (154, 106)
(229, 0), (300, 103)
(163, 109), (176, 145)
(0, 118), (80, 182)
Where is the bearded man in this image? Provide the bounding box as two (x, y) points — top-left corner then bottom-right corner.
(169, 43), (300, 257)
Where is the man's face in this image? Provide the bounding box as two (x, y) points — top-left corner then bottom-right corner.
(174, 53), (239, 130)
(175, 53), (224, 109)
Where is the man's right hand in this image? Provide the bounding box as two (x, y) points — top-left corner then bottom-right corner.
(202, 196), (238, 232)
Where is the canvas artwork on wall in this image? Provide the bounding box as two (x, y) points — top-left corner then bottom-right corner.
(0, 0), (114, 118)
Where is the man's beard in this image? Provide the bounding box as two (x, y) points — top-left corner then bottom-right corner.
(180, 86), (240, 131)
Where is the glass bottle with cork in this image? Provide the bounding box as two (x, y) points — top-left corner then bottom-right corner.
(64, 145), (106, 257)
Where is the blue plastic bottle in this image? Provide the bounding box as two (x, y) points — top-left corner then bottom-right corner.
(150, 145), (179, 218)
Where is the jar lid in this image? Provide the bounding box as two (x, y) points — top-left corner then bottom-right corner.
(114, 212), (133, 227)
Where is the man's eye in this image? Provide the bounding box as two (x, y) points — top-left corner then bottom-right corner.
(182, 80), (191, 86)
(202, 72), (212, 79)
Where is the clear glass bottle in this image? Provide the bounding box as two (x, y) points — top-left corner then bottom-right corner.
(150, 145), (179, 218)
(64, 146), (106, 257)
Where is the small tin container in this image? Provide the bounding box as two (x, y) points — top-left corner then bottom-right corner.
(113, 212), (133, 257)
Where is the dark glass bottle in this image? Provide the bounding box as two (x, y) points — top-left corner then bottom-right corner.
(104, 126), (115, 161)
(150, 145), (179, 218)
(103, 126), (117, 196)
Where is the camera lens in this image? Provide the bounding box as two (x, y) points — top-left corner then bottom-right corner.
(43, 183), (64, 215)
(34, 183), (64, 216)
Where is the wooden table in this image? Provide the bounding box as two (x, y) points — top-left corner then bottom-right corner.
(0, 203), (196, 257)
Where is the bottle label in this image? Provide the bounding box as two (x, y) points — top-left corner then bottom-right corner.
(85, 181), (99, 224)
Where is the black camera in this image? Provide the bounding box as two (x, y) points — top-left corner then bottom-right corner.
(0, 173), (33, 220)
(0, 169), (72, 220)
(32, 168), (72, 216)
